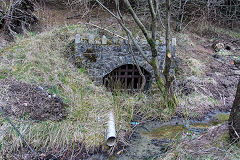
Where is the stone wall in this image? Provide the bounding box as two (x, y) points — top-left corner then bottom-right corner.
(74, 34), (176, 87)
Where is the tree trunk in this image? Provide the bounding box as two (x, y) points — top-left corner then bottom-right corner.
(163, 0), (177, 107)
(229, 78), (240, 141)
(164, 0), (171, 92)
(96, 0), (178, 108)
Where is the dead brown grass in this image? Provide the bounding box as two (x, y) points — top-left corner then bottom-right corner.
(0, 24), (167, 159)
(0, 25), (115, 158)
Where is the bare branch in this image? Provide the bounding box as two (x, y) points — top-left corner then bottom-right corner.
(127, 35), (146, 91)
(119, 22), (152, 65)
(149, 0), (156, 18)
(148, 0), (157, 40)
(230, 121), (240, 139)
(154, 0), (158, 13)
(123, 0), (151, 41)
(95, 0), (151, 65)
(81, 22), (127, 40)
(95, 0), (120, 20)
(114, 0), (123, 19)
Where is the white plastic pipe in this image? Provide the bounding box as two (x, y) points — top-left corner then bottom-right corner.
(106, 112), (116, 147)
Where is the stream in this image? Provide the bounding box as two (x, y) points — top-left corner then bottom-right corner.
(87, 112), (230, 160)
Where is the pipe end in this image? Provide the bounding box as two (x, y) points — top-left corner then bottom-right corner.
(106, 136), (116, 147)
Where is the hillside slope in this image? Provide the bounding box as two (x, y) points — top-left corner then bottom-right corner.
(0, 5), (240, 158)
(0, 25), (120, 159)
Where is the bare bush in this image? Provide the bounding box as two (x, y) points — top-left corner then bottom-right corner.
(36, 0), (125, 10)
(0, 0), (38, 38)
(170, 0), (240, 31)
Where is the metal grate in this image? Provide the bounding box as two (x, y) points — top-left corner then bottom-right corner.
(103, 64), (151, 91)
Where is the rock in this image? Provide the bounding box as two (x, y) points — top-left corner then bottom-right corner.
(38, 86), (44, 90)
(101, 35), (107, 44)
(233, 60), (240, 68)
(74, 33), (175, 88)
(234, 70), (240, 75)
(160, 37), (165, 44)
(75, 34), (81, 44)
(113, 36), (118, 44)
(88, 34), (95, 44)
(95, 39), (101, 44)
(212, 42), (224, 52)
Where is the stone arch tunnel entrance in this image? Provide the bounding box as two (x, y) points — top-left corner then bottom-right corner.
(103, 64), (151, 91)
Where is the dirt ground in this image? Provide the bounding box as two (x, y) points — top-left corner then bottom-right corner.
(180, 123), (229, 158)
(159, 123), (233, 160)
(176, 32), (239, 120)
(0, 3), (239, 159)
(0, 79), (67, 121)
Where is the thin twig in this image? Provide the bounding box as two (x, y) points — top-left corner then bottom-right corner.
(80, 22), (127, 40)
(0, 106), (40, 160)
(115, 0), (146, 91)
(230, 121), (240, 139)
(95, 0), (151, 65)
(127, 35), (146, 91)
(123, 0), (151, 42)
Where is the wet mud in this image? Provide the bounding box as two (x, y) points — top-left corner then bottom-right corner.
(86, 112), (230, 160)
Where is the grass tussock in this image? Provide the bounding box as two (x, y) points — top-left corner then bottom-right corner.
(0, 25), (115, 157)
(187, 58), (205, 76)
(0, 24), (168, 158)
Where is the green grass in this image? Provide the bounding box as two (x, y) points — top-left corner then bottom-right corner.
(2, 20), (237, 158)
(211, 26), (240, 39)
(0, 68), (9, 79)
(217, 50), (232, 56)
(187, 58), (205, 76)
(0, 24), (167, 158)
(0, 25), (116, 158)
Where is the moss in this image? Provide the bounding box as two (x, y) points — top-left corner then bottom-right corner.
(174, 64), (181, 77)
(0, 68), (10, 79)
(210, 113), (230, 125)
(188, 58), (205, 76)
(144, 114), (229, 140)
(107, 39), (113, 45)
(221, 132), (230, 142)
(209, 97), (220, 105)
(143, 125), (186, 139)
(216, 113), (229, 121)
(191, 113), (229, 128)
(217, 50), (231, 56)
(78, 68), (87, 74)
(190, 123), (213, 128)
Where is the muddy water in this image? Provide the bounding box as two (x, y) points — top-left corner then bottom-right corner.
(87, 112), (229, 160)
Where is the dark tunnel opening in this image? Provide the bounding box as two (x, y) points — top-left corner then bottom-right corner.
(103, 64), (151, 91)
